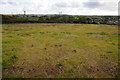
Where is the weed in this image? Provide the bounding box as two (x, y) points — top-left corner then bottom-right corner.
(56, 63), (63, 66)
(40, 32), (45, 34)
(11, 55), (17, 59)
(31, 44), (34, 47)
(112, 43), (115, 45)
(55, 45), (58, 47)
(86, 32), (108, 35)
(55, 44), (62, 47)
(59, 45), (62, 47)
(72, 50), (77, 53)
(100, 32), (108, 35)
(112, 33), (120, 35)
(44, 48), (47, 50)
(107, 51), (113, 53)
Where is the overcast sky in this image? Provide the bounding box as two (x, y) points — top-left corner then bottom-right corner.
(0, 0), (119, 15)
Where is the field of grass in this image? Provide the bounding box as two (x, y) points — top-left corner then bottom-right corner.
(2, 23), (119, 78)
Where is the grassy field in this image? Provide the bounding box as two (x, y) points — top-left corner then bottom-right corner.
(2, 23), (119, 78)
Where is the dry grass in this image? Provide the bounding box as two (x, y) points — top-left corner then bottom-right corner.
(2, 23), (118, 78)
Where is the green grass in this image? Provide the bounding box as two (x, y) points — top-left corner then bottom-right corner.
(2, 23), (119, 78)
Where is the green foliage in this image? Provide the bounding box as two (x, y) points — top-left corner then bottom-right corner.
(86, 32), (109, 35)
(107, 51), (113, 53)
(11, 55), (17, 59)
(2, 15), (119, 25)
(56, 63), (63, 66)
(2, 35), (23, 68)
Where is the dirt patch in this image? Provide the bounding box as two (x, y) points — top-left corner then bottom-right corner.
(84, 61), (100, 74)
(82, 54), (118, 78)
(100, 54), (109, 59)
(98, 59), (118, 77)
(66, 34), (79, 37)
(3, 62), (64, 78)
(3, 65), (24, 76)
(41, 64), (64, 77)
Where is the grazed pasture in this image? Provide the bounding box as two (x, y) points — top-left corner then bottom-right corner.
(2, 23), (119, 78)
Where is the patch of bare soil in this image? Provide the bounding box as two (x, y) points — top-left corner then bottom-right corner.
(3, 62), (64, 78)
(3, 40), (66, 78)
(40, 63), (64, 77)
(66, 34), (79, 37)
(83, 54), (118, 78)
(78, 48), (118, 78)
(99, 54), (118, 77)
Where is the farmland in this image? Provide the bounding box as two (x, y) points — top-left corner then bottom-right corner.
(2, 23), (119, 78)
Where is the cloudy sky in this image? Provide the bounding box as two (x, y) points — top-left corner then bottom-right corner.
(0, 0), (119, 15)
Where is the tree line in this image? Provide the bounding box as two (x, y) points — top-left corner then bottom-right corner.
(1, 14), (119, 25)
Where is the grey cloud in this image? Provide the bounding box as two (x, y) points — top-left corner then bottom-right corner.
(0, 1), (17, 5)
(0, 1), (7, 4)
(0, 0), (118, 15)
(7, 1), (17, 5)
(53, 2), (68, 8)
(70, 2), (80, 8)
(83, 1), (117, 11)
(53, 2), (81, 9)
(83, 1), (103, 8)
(1, 0), (33, 6)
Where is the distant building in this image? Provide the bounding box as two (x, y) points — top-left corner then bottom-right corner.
(24, 11), (26, 15)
